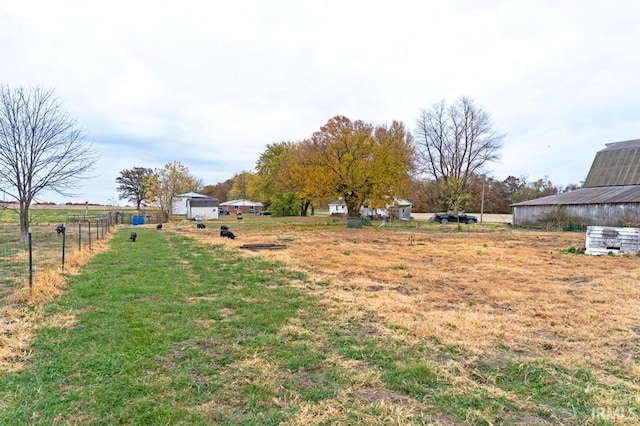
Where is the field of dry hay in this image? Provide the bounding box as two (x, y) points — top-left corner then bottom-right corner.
(176, 222), (640, 380)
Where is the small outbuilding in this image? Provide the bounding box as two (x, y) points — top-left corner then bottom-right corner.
(187, 197), (220, 220)
(173, 192), (210, 215)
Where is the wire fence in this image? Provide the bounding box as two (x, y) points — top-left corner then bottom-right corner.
(0, 212), (118, 302)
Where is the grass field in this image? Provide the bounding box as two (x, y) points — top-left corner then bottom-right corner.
(1, 216), (639, 424)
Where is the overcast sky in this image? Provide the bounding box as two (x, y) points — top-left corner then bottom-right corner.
(2, 0), (639, 205)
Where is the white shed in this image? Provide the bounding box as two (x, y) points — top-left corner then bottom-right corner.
(173, 192), (210, 215)
(187, 198), (220, 220)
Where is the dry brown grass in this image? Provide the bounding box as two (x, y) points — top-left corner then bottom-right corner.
(1, 234), (114, 374)
(174, 222), (640, 381)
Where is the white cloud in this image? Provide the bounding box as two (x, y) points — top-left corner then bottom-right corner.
(1, 0), (639, 203)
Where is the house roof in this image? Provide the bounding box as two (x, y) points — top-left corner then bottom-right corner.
(390, 198), (412, 207)
(219, 199), (263, 207)
(512, 185), (640, 206)
(583, 139), (640, 187)
(188, 198), (220, 208)
(329, 198), (412, 207)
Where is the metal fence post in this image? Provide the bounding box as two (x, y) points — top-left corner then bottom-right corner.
(62, 223), (66, 273)
(78, 221), (82, 251)
(28, 227), (33, 288)
(88, 221), (92, 250)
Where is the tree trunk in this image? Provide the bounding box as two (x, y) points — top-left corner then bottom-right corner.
(344, 194), (362, 218)
(19, 201), (30, 243)
(300, 199), (311, 216)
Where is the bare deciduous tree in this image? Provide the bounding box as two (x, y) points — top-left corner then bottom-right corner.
(414, 96), (504, 211)
(0, 86), (98, 240)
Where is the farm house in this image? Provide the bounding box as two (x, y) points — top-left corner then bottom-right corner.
(361, 198), (413, 220)
(219, 199), (264, 215)
(512, 139), (640, 226)
(330, 198), (413, 219)
(328, 200), (348, 216)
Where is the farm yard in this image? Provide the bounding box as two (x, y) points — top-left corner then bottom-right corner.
(1, 213), (639, 424)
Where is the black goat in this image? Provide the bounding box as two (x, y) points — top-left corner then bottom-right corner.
(156, 223), (163, 230)
(196, 223), (206, 229)
(130, 231), (137, 242)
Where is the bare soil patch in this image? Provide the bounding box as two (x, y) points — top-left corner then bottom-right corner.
(176, 222), (640, 378)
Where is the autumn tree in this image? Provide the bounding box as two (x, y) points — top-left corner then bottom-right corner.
(255, 141), (322, 216)
(414, 96), (504, 211)
(0, 86), (98, 240)
(255, 142), (296, 201)
(306, 116), (414, 218)
(227, 171), (259, 201)
(148, 161), (203, 214)
(202, 179), (233, 202)
(115, 167), (154, 211)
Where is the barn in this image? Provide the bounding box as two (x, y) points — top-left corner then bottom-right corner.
(511, 139), (640, 227)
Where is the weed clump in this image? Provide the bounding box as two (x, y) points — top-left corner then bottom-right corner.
(560, 246), (585, 255)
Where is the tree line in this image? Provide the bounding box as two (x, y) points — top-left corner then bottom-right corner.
(1, 84), (581, 242)
(116, 96), (581, 217)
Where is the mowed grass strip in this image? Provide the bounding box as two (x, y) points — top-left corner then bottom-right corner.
(0, 227), (630, 425)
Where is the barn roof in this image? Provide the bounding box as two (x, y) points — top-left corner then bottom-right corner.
(583, 139), (640, 187)
(511, 185), (640, 206)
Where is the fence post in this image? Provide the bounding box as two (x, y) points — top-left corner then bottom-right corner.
(62, 223), (66, 273)
(88, 221), (92, 250)
(78, 221), (82, 251)
(28, 227), (33, 289)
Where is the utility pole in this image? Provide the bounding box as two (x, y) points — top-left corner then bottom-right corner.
(480, 181), (485, 224)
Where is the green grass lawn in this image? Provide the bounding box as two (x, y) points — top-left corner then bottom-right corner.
(0, 228), (628, 425)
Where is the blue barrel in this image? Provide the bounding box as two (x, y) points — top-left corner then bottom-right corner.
(132, 215), (144, 225)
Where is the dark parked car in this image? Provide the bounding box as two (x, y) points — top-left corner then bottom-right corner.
(432, 212), (477, 224)
(259, 211), (272, 215)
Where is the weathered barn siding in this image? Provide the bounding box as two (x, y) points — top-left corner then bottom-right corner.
(511, 140), (640, 227)
(585, 226), (640, 254)
(513, 203), (640, 226)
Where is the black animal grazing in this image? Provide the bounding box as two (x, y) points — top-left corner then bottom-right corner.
(130, 231), (137, 242)
(196, 223), (206, 229)
(55, 224), (65, 235)
(221, 229), (235, 239)
(156, 223), (163, 230)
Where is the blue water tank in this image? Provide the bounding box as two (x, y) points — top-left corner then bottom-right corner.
(132, 215), (144, 225)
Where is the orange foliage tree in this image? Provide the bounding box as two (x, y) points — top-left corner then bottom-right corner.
(306, 116), (414, 217)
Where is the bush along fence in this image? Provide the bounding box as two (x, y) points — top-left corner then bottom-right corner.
(0, 212), (119, 301)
